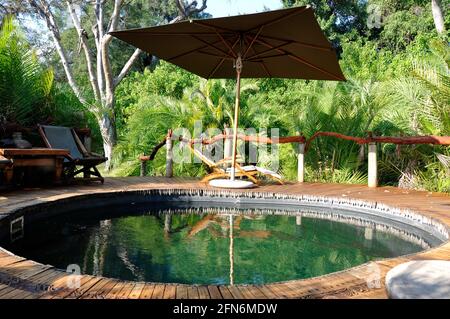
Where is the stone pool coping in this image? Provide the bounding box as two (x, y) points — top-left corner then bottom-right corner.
(0, 177), (449, 299)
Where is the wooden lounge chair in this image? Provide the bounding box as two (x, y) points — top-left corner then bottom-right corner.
(0, 155), (13, 187)
(0, 155), (12, 167)
(186, 143), (284, 185)
(38, 125), (106, 184)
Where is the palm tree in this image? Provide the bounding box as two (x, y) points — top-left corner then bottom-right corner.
(378, 39), (450, 191)
(0, 16), (53, 128)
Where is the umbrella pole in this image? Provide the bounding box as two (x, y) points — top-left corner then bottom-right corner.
(230, 54), (242, 181)
(229, 214), (234, 285)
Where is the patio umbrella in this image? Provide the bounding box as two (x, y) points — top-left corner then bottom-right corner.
(111, 6), (345, 187)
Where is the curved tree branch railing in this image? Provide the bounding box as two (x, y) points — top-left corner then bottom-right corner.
(139, 129), (450, 187)
(305, 131), (450, 152)
(139, 130), (306, 161)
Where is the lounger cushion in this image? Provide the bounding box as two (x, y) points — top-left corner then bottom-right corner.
(41, 125), (83, 160)
(0, 155), (12, 166)
(255, 166), (282, 180)
(226, 165), (282, 179)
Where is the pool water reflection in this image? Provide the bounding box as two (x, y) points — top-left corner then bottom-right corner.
(6, 206), (424, 285)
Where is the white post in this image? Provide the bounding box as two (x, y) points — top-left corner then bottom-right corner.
(224, 127), (233, 166)
(368, 142), (377, 187)
(166, 130), (173, 178)
(298, 142), (305, 183)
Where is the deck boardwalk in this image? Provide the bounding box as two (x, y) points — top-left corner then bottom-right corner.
(139, 284), (155, 299)
(0, 177), (449, 299)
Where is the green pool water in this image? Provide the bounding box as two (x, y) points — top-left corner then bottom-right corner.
(6, 204), (425, 285)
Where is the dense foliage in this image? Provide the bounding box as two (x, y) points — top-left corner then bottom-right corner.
(111, 1), (449, 192)
(1, 0), (449, 192)
(0, 16), (101, 145)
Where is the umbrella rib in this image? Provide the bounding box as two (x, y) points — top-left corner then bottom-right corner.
(191, 34), (237, 59)
(191, 20), (235, 33)
(207, 37), (240, 79)
(167, 37), (231, 61)
(245, 42), (293, 60)
(243, 26), (264, 59)
(259, 61), (272, 77)
(258, 34), (333, 52)
(248, 53), (289, 61)
(243, 35), (271, 77)
(254, 38), (344, 80)
(215, 31), (238, 59)
(112, 31), (234, 36)
(245, 6), (310, 32)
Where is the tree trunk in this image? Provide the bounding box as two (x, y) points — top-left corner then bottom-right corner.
(29, 0), (208, 173)
(431, 0), (446, 34)
(97, 110), (116, 171)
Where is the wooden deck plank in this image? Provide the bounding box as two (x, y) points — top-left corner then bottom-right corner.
(0, 289), (29, 299)
(129, 282), (146, 299)
(104, 281), (129, 299)
(139, 284), (156, 299)
(227, 285), (245, 299)
(90, 279), (121, 299)
(0, 256), (25, 267)
(218, 286), (234, 299)
(163, 285), (176, 299)
(175, 285), (188, 299)
(246, 286), (268, 299)
(0, 260), (50, 279)
(264, 284), (294, 298)
(207, 285), (223, 299)
(41, 274), (93, 299)
(20, 270), (68, 299)
(115, 282), (136, 299)
(79, 278), (115, 299)
(59, 276), (103, 299)
(0, 287), (18, 298)
(197, 286), (210, 299)
(237, 286), (257, 299)
(151, 284), (166, 299)
(187, 286), (200, 299)
(256, 285), (280, 299)
(27, 268), (63, 284)
(4, 270), (66, 300)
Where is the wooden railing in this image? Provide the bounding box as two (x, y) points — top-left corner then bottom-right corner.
(140, 129), (450, 188)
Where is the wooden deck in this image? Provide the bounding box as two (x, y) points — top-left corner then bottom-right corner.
(0, 177), (449, 299)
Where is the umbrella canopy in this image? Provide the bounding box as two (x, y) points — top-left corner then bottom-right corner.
(111, 6), (345, 81)
(111, 6), (345, 184)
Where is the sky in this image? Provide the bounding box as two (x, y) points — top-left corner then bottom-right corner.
(27, 0), (284, 59)
(206, 0), (283, 17)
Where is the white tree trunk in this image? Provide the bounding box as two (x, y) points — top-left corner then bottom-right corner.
(29, 0), (208, 172)
(29, 0), (87, 105)
(67, 1), (101, 102)
(97, 111), (116, 170)
(431, 0), (446, 34)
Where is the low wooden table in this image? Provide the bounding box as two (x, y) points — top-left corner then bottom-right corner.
(0, 148), (69, 185)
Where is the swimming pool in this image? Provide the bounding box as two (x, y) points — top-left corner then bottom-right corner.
(2, 190), (445, 285)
